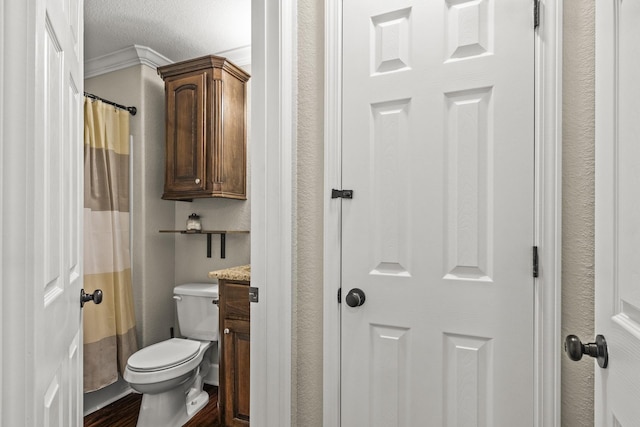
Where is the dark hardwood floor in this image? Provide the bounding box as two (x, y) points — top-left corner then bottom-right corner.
(84, 384), (220, 427)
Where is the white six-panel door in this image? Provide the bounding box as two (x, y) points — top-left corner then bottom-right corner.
(2, 0), (84, 425)
(595, 1), (640, 426)
(36, 0), (84, 425)
(341, 0), (535, 425)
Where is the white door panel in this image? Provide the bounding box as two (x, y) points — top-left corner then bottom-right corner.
(595, 1), (640, 425)
(39, 0), (84, 424)
(2, 0), (84, 424)
(341, 0), (535, 425)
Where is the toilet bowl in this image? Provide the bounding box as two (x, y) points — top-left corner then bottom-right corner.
(123, 283), (219, 427)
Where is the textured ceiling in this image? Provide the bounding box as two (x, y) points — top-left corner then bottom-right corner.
(84, 0), (251, 63)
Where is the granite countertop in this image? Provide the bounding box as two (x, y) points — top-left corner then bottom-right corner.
(208, 264), (251, 282)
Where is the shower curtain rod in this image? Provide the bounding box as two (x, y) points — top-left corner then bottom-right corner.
(84, 92), (137, 116)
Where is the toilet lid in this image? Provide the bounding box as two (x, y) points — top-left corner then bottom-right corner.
(127, 338), (200, 372)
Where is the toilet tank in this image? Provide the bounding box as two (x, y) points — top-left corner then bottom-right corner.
(174, 283), (219, 341)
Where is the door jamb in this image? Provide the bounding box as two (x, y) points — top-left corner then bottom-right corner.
(322, 1), (563, 426)
(533, 1), (563, 425)
(250, 0), (296, 425)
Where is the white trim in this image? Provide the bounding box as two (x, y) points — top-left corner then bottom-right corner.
(214, 45), (252, 67)
(84, 44), (252, 79)
(534, 1), (563, 426)
(84, 45), (172, 78)
(0, 0), (5, 419)
(83, 385), (133, 416)
(322, 1), (563, 426)
(593, 0), (615, 423)
(2, 1), (37, 423)
(250, 0), (295, 425)
(323, 0), (342, 425)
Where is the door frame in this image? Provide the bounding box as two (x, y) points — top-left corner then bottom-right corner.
(1, 0), (298, 425)
(250, 0), (296, 425)
(0, 0), (5, 420)
(322, 1), (563, 426)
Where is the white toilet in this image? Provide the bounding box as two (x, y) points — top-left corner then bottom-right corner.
(124, 283), (219, 427)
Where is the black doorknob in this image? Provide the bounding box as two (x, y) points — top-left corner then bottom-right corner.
(345, 288), (366, 308)
(81, 289), (103, 308)
(564, 334), (608, 368)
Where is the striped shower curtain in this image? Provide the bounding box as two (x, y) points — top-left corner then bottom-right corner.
(83, 97), (138, 392)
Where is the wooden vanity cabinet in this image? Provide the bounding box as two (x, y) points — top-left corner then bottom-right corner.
(157, 55), (250, 201)
(218, 279), (250, 426)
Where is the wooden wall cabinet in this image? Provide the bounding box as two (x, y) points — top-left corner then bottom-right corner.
(218, 279), (250, 426)
(158, 55), (250, 200)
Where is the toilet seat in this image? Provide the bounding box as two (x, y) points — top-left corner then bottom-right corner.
(127, 338), (200, 372)
(124, 339), (212, 386)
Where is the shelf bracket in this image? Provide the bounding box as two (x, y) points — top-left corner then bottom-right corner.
(206, 233), (227, 259)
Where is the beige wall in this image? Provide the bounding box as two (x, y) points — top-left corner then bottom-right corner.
(295, 0), (325, 425)
(562, 2), (595, 426)
(173, 65), (252, 286)
(293, 0), (598, 425)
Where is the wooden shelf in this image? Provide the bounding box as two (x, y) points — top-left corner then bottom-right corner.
(159, 230), (249, 258)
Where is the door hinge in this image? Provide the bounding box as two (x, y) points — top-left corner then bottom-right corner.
(332, 189), (353, 199)
(533, 246), (539, 278)
(534, 0), (540, 29)
(337, 288), (342, 304)
(249, 287), (259, 303)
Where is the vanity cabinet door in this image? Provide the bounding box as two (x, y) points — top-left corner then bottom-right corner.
(222, 318), (250, 426)
(219, 279), (250, 426)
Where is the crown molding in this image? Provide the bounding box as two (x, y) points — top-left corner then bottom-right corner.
(214, 45), (251, 67)
(84, 44), (252, 79)
(84, 45), (172, 79)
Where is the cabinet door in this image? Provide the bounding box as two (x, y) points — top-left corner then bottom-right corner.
(220, 280), (251, 426)
(222, 318), (250, 426)
(218, 72), (248, 199)
(163, 72), (207, 197)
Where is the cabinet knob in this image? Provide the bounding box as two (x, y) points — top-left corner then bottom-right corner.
(224, 328), (230, 335)
(195, 178), (201, 184)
